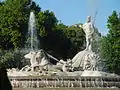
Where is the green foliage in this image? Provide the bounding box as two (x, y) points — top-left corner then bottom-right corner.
(38, 23), (85, 60)
(100, 11), (120, 74)
(63, 25), (85, 58)
(0, 0), (28, 49)
(0, 50), (25, 69)
(30, 1), (41, 14)
(37, 10), (58, 37)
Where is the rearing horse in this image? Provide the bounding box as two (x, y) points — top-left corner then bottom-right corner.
(24, 51), (38, 71)
(24, 49), (52, 71)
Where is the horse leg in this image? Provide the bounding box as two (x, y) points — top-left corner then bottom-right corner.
(31, 66), (34, 71)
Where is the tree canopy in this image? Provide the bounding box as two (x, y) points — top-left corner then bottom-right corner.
(100, 11), (120, 74)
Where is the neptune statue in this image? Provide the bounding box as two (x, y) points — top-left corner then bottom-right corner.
(83, 16), (95, 51)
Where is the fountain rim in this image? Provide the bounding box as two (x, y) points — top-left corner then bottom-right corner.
(8, 76), (120, 80)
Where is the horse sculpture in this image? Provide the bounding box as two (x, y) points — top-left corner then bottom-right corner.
(35, 50), (52, 71)
(24, 51), (38, 69)
(22, 49), (72, 72)
(23, 49), (52, 71)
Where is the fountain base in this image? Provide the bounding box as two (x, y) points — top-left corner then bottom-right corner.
(9, 75), (120, 88)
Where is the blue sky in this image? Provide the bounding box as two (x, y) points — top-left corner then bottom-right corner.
(35, 0), (120, 35)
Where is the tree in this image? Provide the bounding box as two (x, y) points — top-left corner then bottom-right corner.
(0, 50), (25, 69)
(37, 10), (58, 37)
(63, 25), (85, 58)
(100, 11), (120, 74)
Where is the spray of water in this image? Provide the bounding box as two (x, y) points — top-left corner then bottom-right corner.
(25, 12), (39, 51)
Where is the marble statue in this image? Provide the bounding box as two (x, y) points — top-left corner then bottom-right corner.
(23, 50), (52, 71)
(22, 50), (71, 72)
(72, 50), (100, 71)
(57, 59), (73, 72)
(80, 16), (95, 51)
(71, 16), (102, 72)
(24, 51), (38, 71)
(83, 52), (98, 71)
(35, 50), (52, 66)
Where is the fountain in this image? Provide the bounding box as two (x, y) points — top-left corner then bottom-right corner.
(25, 11), (39, 51)
(7, 7), (120, 89)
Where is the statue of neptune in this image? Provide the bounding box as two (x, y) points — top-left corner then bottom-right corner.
(81, 16), (95, 51)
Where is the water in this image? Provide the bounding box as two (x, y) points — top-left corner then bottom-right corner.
(25, 12), (39, 51)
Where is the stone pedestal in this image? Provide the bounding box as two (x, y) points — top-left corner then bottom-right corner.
(81, 70), (102, 77)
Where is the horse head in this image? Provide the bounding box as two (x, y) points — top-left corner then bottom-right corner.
(24, 51), (37, 59)
(24, 51), (38, 67)
(35, 49), (50, 66)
